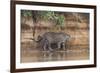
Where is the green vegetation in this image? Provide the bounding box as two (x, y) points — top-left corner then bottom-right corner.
(21, 10), (32, 17)
(54, 15), (65, 26)
(21, 10), (65, 26)
(36, 11), (65, 26)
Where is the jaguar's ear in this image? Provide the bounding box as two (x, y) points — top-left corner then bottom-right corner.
(37, 35), (43, 42)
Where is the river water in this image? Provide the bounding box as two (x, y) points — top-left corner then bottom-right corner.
(21, 43), (89, 63)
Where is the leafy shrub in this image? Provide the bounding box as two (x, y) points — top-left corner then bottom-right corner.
(21, 10), (65, 27)
(21, 10), (32, 17)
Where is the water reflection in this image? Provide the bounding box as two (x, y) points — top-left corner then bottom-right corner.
(38, 51), (67, 62)
(21, 46), (89, 63)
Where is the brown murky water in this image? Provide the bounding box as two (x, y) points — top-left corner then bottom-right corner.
(21, 41), (89, 63)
